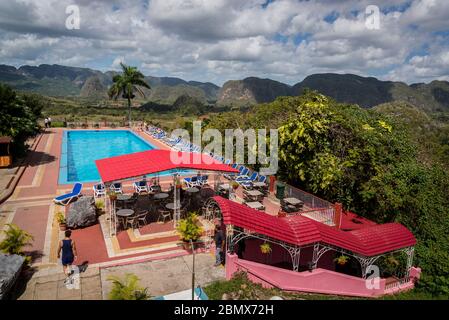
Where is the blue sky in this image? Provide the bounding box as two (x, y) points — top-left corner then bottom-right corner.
(0, 0), (448, 85)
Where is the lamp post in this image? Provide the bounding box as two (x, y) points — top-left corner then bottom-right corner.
(190, 239), (195, 300)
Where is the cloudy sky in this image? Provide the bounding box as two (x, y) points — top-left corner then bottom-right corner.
(0, 0), (448, 85)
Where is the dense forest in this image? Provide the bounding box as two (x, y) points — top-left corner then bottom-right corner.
(205, 91), (449, 297)
(0, 84), (44, 156)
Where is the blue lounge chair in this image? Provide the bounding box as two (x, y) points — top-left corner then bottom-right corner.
(93, 183), (106, 198)
(110, 182), (123, 194)
(235, 167), (250, 180)
(258, 175), (267, 183)
(54, 182), (83, 205)
(184, 176), (199, 188)
(198, 175), (209, 186)
(225, 159), (231, 165)
(224, 165), (244, 180)
(237, 171), (258, 183)
(133, 180), (149, 194)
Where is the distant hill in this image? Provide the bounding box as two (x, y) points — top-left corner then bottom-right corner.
(1, 63), (449, 112)
(216, 73), (449, 112)
(0, 64), (218, 104)
(80, 76), (107, 98)
(217, 77), (292, 106)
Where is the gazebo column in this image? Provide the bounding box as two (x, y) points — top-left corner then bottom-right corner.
(310, 243), (332, 270)
(226, 224), (235, 253)
(355, 255), (381, 279)
(103, 182), (115, 238)
(404, 247), (415, 281)
(287, 247), (301, 271)
(173, 173), (179, 226)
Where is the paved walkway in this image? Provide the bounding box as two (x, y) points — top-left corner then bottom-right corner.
(18, 253), (224, 300)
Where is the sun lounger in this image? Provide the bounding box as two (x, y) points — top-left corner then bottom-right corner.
(110, 182), (123, 194)
(54, 182), (83, 205)
(93, 183), (106, 198)
(184, 176), (200, 187)
(237, 171), (258, 184)
(224, 165), (244, 180)
(133, 180), (149, 194)
(198, 175), (209, 186)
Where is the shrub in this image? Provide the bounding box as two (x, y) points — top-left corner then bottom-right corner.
(107, 274), (150, 300)
(260, 242), (272, 254)
(56, 212), (66, 224)
(176, 212), (203, 242)
(0, 224), (33, 255)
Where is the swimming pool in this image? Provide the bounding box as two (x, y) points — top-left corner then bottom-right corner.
(59, 130), (156, 184)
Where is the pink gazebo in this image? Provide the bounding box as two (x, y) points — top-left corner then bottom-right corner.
(211, 196), (421, 297)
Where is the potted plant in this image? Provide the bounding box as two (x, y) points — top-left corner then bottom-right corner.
(278, 210), (287, 218)
(95, 200), (105, 215)
(175, 177), (182, 189)
(176, 212), (204, 250)
(231, 181), (239, 190)
(56, 212), (67, 231)
(334, 254), (350, 266)
(108, 190), (117, 201)
(260, 242), (272, 254)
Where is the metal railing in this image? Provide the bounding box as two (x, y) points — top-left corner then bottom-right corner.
(297, 207), (336, 226)
(284, 184), (334, 210)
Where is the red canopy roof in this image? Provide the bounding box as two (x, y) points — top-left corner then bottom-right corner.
(214, 196), (416, 256)
(95, 150), (238, 183)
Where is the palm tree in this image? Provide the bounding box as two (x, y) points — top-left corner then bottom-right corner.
(108, 63), (150, 127)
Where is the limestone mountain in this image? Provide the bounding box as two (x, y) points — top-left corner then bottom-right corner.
(0, 64), (218, 103)
(217, 77), (292, 106)
(79, 76), (108, 98)
(1, 63), (449, 112)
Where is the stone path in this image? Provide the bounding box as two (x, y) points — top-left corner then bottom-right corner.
(18, 253), (224, 300)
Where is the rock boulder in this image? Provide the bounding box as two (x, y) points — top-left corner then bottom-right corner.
(0, 254), (25, 300)
(67, 196), (97, 229)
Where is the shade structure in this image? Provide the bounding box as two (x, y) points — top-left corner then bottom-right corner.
(95, 149), (239, 183)
(214, 196), (416, 257)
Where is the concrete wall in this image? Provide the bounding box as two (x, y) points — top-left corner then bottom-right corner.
(226, 254), (421, 298)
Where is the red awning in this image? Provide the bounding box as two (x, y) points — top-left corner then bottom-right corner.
(95, 150), (239, 183)
(214, 196), (416, 257)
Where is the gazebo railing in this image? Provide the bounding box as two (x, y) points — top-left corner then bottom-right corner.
(284, 184), (333, 210)
(295, 207), (336, 226)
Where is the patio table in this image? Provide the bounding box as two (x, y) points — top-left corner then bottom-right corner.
(154, 193), (169, 200)
(116, 194), (132, 201)
(245, 190), (263, 197)
(245, 201), (265, 211)
(253, 182), (267, 188)
(116, 209), (134, 217)
(284, 197), (303, 206)
(166, 203), (181, 210)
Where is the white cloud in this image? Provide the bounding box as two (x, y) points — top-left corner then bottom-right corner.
(0, 0), (448, 85)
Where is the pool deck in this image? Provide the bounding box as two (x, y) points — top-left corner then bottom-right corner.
(0, 128), (218, 273)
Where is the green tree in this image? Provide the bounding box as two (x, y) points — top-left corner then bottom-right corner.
(107, 274), (150, 300)
(108, 63), (151, 126)
(0, 224), (33, 255)
(0, 84), (43, 156)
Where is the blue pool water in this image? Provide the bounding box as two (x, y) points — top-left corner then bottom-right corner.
(59, 130), (156, 184)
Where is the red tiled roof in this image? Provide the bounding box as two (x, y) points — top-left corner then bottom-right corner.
(214, 196), (416, 256)
(95, 150), (239, 183)
(339, 210), (377, 230)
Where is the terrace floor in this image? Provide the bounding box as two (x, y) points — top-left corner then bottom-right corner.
(0, 128), (226, 299)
